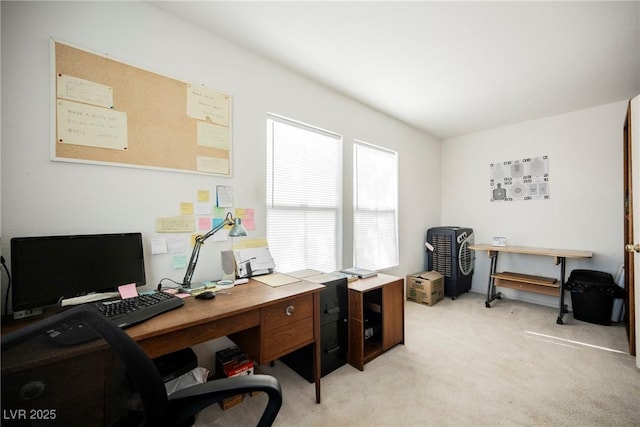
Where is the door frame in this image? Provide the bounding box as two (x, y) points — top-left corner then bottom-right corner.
(623, 96), (639, 360)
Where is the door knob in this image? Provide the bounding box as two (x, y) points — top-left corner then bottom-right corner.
(625, 244), (640, 253)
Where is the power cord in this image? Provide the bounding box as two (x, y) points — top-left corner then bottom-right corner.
(157, 277), (182, 292)
(1, 256), (11, 316)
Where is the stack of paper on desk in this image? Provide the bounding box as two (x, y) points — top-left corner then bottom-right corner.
(285, 269), (322, 279)
(340, 267), (377, 279)
(251, 273), (300, 287)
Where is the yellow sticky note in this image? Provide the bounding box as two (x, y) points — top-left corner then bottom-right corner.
(198, 190), (210, 202)
(180, 202), (194, 215)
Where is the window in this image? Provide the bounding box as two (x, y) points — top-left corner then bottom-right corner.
(353, 141), (398, 270)
(266, 115), (342, 273)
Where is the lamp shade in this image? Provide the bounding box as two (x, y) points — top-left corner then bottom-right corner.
(228, 218), (248, 237)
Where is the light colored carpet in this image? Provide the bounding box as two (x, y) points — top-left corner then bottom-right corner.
(193, 292), (639, 426)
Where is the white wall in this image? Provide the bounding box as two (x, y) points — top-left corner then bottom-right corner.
(442, 101), (628, 307)
(0, 2), (440, 311)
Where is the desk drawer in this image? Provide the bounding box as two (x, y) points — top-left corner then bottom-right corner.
(262, 295), (314, 361)
(263, 294), (313, 331)
(230, 294), (315, 364)
(263, 317), (314, 361)
(2, 350), (107, 425)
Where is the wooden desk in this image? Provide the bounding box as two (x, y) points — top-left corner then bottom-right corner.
(2, 279), (325, 425)
(129, 280), (323, 366)
(347, 274), (405, 370)
(469, 244), (593, 324)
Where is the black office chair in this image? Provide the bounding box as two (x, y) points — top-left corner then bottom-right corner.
(1, 305), (282, 427)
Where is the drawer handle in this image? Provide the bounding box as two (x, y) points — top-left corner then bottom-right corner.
(285, 305), (295, 316)
(326, 344), (341, 354)
(20, 381), (45, 400)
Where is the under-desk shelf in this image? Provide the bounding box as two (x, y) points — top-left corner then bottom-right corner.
(363, 340), (383, 364)
(491, 272), (559, 296)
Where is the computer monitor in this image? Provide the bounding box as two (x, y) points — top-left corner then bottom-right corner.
(10, 232), (146, 318)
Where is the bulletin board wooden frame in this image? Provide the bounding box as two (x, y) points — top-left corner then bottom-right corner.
(51, 39), (233, 176)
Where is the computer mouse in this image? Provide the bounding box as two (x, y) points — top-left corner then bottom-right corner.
(195, 291), (216, 300)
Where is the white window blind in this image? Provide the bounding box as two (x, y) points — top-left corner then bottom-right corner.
(266, 115), (341, 273)
(353, 141), (399, 270)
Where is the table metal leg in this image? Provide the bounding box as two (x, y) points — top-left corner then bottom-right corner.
(557, 257), (567, 324)
(485, 251), (501, 308)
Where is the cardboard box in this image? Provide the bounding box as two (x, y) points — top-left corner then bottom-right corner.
(216, 345), (254, 410)
(249, 366), (264, 397)
(223, 359), (255, 377)
(219, 393), (244, 410)
(406, 271), (444, 306)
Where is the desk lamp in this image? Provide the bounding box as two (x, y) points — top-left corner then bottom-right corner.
(182, 212), (247, 289)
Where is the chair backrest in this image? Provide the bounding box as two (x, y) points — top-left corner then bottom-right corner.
(2, 305), (170, 426)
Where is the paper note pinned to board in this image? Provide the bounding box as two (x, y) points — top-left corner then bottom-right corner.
(57, 99), (128, 150)
(197, 121), (230, 150)
(197, 156), (229, 175)
(186, 85), (230, 126)
(57, 74), (114, 108)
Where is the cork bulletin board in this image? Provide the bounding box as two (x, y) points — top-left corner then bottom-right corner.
(52, 39), (232, 176)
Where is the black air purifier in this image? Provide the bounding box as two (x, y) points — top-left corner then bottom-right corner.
(426, 227), (475, 299)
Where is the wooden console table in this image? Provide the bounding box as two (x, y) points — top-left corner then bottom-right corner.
(469, 244), (593, 324)
(347, 274), (405, 370)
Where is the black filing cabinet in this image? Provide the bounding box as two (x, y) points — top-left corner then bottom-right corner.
(280, 276), (348, 382)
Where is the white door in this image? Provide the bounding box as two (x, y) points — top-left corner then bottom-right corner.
(626, 95), (640, 366)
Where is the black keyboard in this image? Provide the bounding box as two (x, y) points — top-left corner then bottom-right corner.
(47, 292), (184, 346)
(91, 291), (184, 328)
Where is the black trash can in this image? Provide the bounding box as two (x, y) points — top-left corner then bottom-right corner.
(565, 269), (623, 326)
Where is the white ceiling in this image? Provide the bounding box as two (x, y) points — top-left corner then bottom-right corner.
(151, 1), (640, 139)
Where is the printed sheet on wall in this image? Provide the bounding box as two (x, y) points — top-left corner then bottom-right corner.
(490, 156), (549, 202)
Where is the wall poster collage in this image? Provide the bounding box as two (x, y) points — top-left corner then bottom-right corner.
(490, 156), (549, 202)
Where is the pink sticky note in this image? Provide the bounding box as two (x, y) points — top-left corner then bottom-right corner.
(198, 217), (212, 231)
(118, 283), (139, 299)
